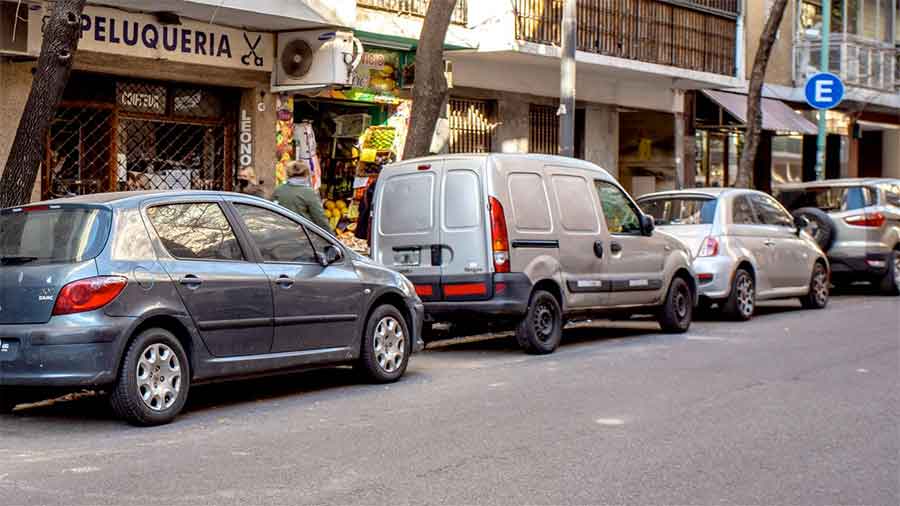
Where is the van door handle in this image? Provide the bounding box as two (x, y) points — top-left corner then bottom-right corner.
(610, 242), (623, 254)
(764, 239), (776, 247)
(593, 241), (604, 258)
(275, 275), (294, 288)
(179, 275), (202, 289)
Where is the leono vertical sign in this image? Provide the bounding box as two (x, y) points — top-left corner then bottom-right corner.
(28, 4), (273, 72)
(239, 110), (253, 168)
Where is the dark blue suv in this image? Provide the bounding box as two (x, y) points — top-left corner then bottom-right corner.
(0, 191), (424, 425)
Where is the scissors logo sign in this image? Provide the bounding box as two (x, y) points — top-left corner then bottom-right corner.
(241, 33), (264, 67)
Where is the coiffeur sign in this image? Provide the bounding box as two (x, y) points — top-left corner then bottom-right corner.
(29, 4), (273, 72)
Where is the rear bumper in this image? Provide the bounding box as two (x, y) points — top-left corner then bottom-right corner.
(829, 251), (890, 277)
(0, 314), (134, 387)
(692, 256), (737, 300)
(422, 273), (531, 320)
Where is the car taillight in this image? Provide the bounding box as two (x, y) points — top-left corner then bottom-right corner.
(489, 197), (510, 273)
(844, 212), (885, 228)
(697, 236), (719, 257)
(52, 276), (127, 316)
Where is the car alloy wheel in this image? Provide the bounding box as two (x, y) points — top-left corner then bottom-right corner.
(812, 265), (829, 307)
(374, 316), (406, 374)
(735, 272), (754, 318)
(893, 255), (900, 288)
(136, 343), (183, 412)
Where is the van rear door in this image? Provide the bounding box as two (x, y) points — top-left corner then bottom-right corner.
(373, 161), (444, 300)
(439, 158), (491, 300)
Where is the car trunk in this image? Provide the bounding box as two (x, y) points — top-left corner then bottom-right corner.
(0, 205), (110, 324)
(655, 224), (712, 258)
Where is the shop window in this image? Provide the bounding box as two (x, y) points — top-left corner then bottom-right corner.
(173, 88), (223, 118)
(448, 98), (495, 154)
(117, 82), (167, 115)
(772, 135), (804, 185)
(529, 104), (558, 155)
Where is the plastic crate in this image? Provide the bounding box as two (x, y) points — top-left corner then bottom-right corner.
(334, 114), (371, 138)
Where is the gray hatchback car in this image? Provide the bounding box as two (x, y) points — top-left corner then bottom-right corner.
(0, 191), (424, 425)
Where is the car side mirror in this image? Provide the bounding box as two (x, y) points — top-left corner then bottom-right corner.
(794, 215), (810, 234)
(319, 244), (343, 266)
(640, 214), (655, 236)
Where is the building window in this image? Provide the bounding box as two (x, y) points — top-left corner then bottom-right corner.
(529, 104), (558, 155)
(448, 98), (495, 154)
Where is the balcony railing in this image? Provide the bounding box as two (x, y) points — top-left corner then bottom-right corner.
(513, 0), (739, 76)
(795, 35), (898, 94)
(358, 0), (468, 25)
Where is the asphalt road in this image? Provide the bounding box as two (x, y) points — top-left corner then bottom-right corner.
(1, 293), (898, 506)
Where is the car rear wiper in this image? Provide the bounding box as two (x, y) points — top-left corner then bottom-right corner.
(0, 256), (39, 265)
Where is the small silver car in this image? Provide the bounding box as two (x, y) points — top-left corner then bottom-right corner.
(774, 179), (900, 295)
(637, 188), (829, 320)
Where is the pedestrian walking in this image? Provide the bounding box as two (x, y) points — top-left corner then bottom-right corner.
(237, 167), (267, 198)
(273, 160), (330, 231)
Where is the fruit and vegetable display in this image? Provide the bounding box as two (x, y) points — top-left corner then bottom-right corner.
(363, 126), (396, 151)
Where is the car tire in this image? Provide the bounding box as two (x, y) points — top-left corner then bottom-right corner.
(515, 290), (563, 355)
(722, 268), (755, 321)
(657, 277), (693, 333)
(109, 328), (190, 427)
(357, 305), (411, 383)
(801, 261), (830, 309)
(879, 250), (900, 296)
(792, 207), (835, 251)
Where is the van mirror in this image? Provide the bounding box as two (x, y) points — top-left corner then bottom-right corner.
(640, 214), (655, 236)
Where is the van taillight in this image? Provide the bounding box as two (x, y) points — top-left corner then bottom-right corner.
(489, 197), (510, 273)
(844, 212), (885, 228)
(52, 276), (127, 316)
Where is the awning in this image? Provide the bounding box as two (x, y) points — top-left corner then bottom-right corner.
(702, 90), (818, 135)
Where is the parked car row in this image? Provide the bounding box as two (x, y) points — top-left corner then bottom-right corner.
(1, 154), (894, 426)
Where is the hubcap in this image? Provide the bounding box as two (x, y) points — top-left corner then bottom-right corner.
(812, 266), (829, 305)
(532, 301), (556, 342)
(374, 316), (405, 374)
(136, 343), (181, 412)
(736, 273), (754, 317)
(674, 287), (689, 320)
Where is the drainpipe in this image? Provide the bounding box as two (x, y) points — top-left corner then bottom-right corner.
(814, 0), (832, 180)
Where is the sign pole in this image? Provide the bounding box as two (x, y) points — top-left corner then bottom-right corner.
(559, 0), (576, 158)
(814, 0), (831, 180)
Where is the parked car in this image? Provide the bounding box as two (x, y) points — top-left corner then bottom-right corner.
(371, 154), (697, 355)
(0, 191), (424, 425)
(774, 179), (900, 295)
(637, 188), (829, 320)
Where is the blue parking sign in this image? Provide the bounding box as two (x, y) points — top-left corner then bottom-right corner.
(804, 73), (845, 110)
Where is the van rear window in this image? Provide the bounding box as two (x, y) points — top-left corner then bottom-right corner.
(0, 206), (111, 266)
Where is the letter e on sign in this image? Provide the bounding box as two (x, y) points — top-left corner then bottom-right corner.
(804, 73), (845, 110)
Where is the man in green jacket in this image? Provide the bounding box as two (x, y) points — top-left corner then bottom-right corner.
(272, 161), (331, 231)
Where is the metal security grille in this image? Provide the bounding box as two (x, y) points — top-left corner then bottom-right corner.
(44, 75), (235, 199)
(358, 0), (468, 25)
(448, 98), (495, 153)
(529, 104), (558, 155)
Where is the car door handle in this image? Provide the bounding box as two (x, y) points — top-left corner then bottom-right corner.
(764, 239), (776, 247)
(593, 241), (604, 258)
(275, 275), (294, 288)
(610, 242), (623, 254)
(179, 275), (202, 290)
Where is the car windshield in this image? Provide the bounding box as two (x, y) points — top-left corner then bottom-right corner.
(775, 186), (873, 212)
(0, 206), (111, 266)
(639, 197), (717, 226)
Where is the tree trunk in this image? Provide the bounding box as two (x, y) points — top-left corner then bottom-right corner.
(0, 0), (86, 208)
(734, 0), (789, 189)
(402, 0), (457, 160)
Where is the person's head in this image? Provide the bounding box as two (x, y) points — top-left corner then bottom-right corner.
(286, 161), (309, 179)
(237, 166), (257, 183)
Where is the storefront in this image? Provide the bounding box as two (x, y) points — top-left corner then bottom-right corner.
(277, 44), (415, 253)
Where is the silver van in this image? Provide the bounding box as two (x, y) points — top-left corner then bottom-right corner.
(372, 154), (697, 354)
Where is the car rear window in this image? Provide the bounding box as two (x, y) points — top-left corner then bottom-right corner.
(776, 186), (873, 212)
(0, 206), (111, 265)
(639, 197), (718, 226)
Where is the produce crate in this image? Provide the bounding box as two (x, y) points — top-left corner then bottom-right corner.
(334, 114), (372, 138)
(362, 126), (397, 151)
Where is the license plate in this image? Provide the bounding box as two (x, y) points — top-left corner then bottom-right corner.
(393, 250), (421, 267)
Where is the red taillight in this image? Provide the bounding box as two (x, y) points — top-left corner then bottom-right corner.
(489, 197), (510, 273)
(844, 212), (885, 228)
(414, 284), (434, 297)
(697, 273), (714, 283)
(698, 236), (719, 258)
(52, 276), (127, 316)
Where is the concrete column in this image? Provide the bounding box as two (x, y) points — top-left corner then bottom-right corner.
(582, 105), (619, 178)
(495, 95), (530, 154)
(883, 130), (900, 179)
(239, 86), (277, 196)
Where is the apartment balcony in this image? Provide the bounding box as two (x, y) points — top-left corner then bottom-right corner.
(358, 0), (468, 25)
(795, 34), (898, 94)
(512, 0), (740, 76)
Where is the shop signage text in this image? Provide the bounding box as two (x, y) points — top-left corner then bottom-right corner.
(30, 5), (273, 72)
(240, 110), (253, 168)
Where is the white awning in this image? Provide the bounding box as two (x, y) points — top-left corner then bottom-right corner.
(703, 90), (818, 135)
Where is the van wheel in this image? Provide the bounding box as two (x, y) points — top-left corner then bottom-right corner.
(801, 262), (830, 309)
(657, 277), (693, 333)
(357, 305), (411, 383)
(879, 250), (900, 296)
(515, 290), (562, 354)
(722, 268), (755, 321)
(110, 328), (190, 427)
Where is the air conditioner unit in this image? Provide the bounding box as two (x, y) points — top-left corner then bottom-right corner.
(272, 30), (363, 92)
(0, 1), (39, 58)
